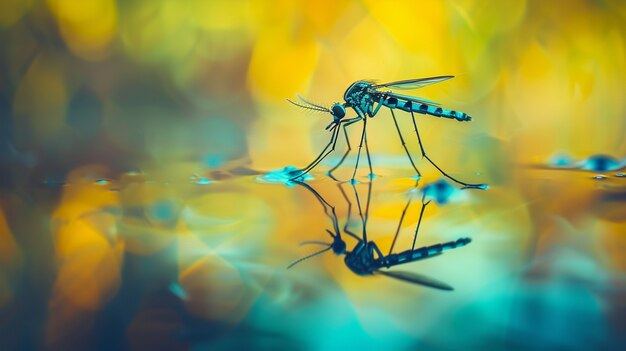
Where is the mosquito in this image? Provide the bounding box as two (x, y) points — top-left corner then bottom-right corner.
(287, 76), (487, 189)
(289, 180), (472, 290)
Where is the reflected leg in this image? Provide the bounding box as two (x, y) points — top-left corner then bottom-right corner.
(350, 181), (368, 243)
(295, 181), (340, 235)
(411, 193), (430, 251)
(337, 182), (361, 242)
(388, 196), (412, 255)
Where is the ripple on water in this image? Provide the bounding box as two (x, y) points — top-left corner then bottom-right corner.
(195, 177), (212, 185)
(549, 153), (574, 167)
(257, 166), (313, 187)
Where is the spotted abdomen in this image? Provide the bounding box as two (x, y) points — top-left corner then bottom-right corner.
(383, 97), (472, 122)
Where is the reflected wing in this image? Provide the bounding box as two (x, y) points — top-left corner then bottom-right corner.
(372, 76), (454, 90)
(375, 270), (454, 291)
(383, 91), (442, 106)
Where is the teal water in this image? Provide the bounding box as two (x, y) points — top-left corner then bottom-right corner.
(2, 163), (625, 350)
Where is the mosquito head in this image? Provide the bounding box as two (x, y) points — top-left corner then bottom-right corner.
(329, 229), (347, 254)
(330, 103), (346, 119)
(324, 103), (348, 131)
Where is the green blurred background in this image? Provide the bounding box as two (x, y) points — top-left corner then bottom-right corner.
(1, 0), (625, 350)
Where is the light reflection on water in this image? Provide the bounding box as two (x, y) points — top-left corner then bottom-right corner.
(2, 163), (625, 349)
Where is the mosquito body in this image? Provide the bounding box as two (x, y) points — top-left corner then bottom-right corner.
(344, 237), (470, 283)
(288, 76), (487, 189)
(289, 180), (472, 290)
(340, 78), (472, 126)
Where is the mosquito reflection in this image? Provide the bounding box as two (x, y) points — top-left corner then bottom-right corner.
(289, 180), (471, 291)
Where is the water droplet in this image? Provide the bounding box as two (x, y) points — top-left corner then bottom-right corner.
(195, 177), (212, 185)
(196, 177), (212, 185)
(410, 175), (422, 180)
(549, 153), (573, 167)
(615, 173), (626, 178)
(95, 179), (109, 185)
(581, 154), (621, 172)
(349, 178), (360, 185)
(592, 175), (607, 180)
(368, 173), (377, 180)
(422, 179), (460, 205)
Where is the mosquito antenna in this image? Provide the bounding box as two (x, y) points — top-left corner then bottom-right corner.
(286, 98), (329, 113)
(297, 95), (331, 112)
(300, 241), (331, 246)
(287, 245), (332, 269)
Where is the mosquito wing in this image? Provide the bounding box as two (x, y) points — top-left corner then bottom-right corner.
(382, 91), (442, 106)
(375, 270), (454, 291)
(371, 76), (454, 90)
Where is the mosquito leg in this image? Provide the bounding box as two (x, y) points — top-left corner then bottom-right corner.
(290, 122), (342, 181)
(370, 98), (384, 117)
(370, 241), (384, 259)
(289, 136), (333, 179)
(364, 129), (374, 178)
(327, 118), (361, 180)
(327, 126), (351, 180)
(410, 111), (487, 189)
(390, 108), (421, 176)
(364, 95), (386, 178)
(411, 193), (430, 250)
(350, 118), (368, 183)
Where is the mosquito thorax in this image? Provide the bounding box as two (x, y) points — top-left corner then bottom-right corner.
(331, 103), (346, 120)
